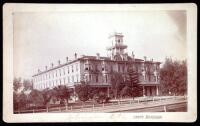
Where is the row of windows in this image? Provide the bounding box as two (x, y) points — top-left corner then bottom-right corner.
(85, 74), (108, 83)
(84, 63), (159, 74)
(35, 63), (79, 82)
(35, 74), (80, 86)
(141, 74), (159, 82)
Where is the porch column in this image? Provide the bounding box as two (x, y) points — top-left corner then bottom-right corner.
(143, 86), (145, 97)
(107, 87), (110, 97)
(73, 87), (76, 102)
(156, 86), (159, 96)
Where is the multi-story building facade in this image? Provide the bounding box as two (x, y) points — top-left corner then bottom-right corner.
(32, 33), (161, 96)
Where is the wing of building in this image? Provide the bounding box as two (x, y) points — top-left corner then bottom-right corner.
(32, 32), (161, 96)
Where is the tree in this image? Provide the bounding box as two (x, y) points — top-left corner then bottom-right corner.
(42, 88), (57, 107)
(53, 85), (70, 105)
(23, 79), (33, 91)
(75, 81), (91, 103)
(13, 77), (22, 92)
(13, 91), (30, 110)
(160, 58), (187, 95)
(110, 72), (125, 99)
(121, 65), (142, 99)
(29, 89), (44, 107)
(13, 92), (20, 110)
(95, 91), (110, 104)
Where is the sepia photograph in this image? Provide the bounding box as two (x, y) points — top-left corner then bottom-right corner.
(3, 3), (197, 122)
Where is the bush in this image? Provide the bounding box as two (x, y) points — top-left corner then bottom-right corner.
(94, 91), (110, 104)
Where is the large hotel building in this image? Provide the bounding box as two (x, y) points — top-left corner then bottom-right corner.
(32, 33), (161, 97)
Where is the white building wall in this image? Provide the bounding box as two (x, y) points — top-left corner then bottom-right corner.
(33, 61), (81, 90)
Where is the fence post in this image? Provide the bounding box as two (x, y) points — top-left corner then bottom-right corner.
(164, 106), (167, 112)
(92, 104), (94, 111)
(118, 101), (120, 105)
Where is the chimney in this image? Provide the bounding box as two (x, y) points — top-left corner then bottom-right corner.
(45, 66), (47, 70)
(51, 63), (54, 68)
(66, 57), (69, 62)
(74, 53), (77, 60)
(144, 56), (147, 61)
(124, 53), (128, 61)
(132, 51), (135, 60)
(58, 60), (61, 65)
(96, 53), (100, 59)
(38, 69), (40, 73)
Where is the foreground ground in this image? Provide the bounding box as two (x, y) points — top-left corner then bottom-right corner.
(14, 96), (187, 113)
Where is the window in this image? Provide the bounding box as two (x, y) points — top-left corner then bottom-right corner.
(118, 65), (120, 72)
(118, 39), (120, 43)
(56, 70), (57, 77)
(105, 75), (108, 83)
(60, 79), (61, 85)
(68, 76), (70, 83)
(76, 63), (78, 71)
(89, 75), (91, 81)
(72, 65), (74, 72)
(64, 78), (66, 84)
(95, 65), (98, 71)
(85, 75), (88, 82)
(96, 75), (98, 82)
(68, 66), (69, 73)
(76, 74), (79, 82)
(85, 67), (88, 70)
(63, 68), (65, 75)
(59, 69), (61, 76)
(72, 76), (74, 82)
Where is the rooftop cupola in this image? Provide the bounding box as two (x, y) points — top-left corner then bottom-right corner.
(107, 32), (127, 60)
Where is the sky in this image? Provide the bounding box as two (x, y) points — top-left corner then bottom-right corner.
(13, 10), (187, 79)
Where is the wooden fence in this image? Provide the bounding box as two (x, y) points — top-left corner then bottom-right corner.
(14, 96), (187, 114)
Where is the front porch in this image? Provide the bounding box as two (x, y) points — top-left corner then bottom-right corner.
(141, 85), (160, 96)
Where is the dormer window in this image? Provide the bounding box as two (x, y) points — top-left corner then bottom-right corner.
(118, 39), (120, 43)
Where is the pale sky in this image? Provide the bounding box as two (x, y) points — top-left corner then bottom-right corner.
(13, 10), (187, 79)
